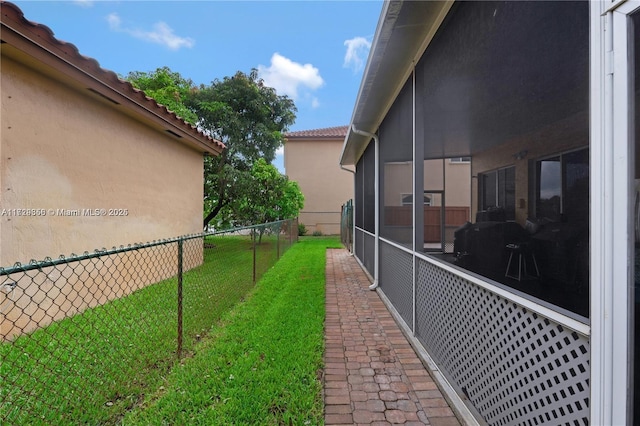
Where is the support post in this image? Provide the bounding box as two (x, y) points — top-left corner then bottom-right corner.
(177, 238), (184, 358)
(277, 223), (281, 259)
(252, 228), (257, 283)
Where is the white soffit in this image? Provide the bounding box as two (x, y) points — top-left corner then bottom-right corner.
(341, 0), (452, 165)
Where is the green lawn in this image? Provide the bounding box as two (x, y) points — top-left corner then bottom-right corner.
(0, 234), (340, 425)
(123, 236), (341, 425)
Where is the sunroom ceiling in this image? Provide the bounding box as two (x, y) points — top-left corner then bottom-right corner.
(342, 0), (590, 165)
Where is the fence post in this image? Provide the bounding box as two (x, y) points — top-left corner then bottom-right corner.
(276, 223), (280, 259)
(177, 238), (183, 358)
(252, 227), (257, 283)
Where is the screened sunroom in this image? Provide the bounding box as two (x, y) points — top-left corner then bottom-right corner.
(341, 1), (639, 425)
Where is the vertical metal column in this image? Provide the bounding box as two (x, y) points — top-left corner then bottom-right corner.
(252, 228), (257, 283)
(276, 223), (281, 259)
(177, 238), (183, 358)
(412, 68), (421, 334)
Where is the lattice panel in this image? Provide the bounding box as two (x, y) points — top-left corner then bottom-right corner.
(415, 259), (590, 426)
(379, 242), (414, 330)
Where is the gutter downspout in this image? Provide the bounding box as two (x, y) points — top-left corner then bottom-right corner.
(340, 165), (355, 174)
(350, 125), (379, 291)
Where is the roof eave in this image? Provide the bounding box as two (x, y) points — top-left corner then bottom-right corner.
(284, 125), (349, 140)
(340, 0), (453, 165)
(286, 135), (346, 141)
(0, 1), (224, 156)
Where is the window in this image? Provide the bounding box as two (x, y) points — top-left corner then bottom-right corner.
(449, 157), (471, 163)
(536, 148), (589, 223)
(479, 166), (515, 221)
(401, 193), (432, 206)
(537, 156), (561, 220)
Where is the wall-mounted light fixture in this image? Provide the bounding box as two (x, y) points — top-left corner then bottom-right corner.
(513, 150), (528, 160)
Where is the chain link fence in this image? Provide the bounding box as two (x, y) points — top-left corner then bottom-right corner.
(0, 218), (297, 425)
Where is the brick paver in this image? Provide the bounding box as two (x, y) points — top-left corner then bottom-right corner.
(325, 249), (463, 425)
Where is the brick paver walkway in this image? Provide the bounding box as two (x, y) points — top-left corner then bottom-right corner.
(324, 249), (463, 426)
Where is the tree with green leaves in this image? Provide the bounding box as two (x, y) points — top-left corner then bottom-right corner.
(125, 67), (298, 229)
(233, 158), (304, 227)
(188, 69), (297, 228)
(125, 67), (198, 124)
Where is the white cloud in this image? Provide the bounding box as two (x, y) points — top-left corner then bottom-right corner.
(276, 146), (285, 156)
(311, 97), (320, 109)
(106, 13), (121, 29)
(106, 13), (195, 51)
(258, 53), (324, 102)
(73, 0), (93, 7)
(343, 36), (372, 73)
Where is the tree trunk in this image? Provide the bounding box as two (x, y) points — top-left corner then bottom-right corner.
(203, 157), (228, 229)
(203, 202), (223, 229)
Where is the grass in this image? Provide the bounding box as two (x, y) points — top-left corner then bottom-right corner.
(1, 233), (340, 425)
(122, 236), (341, 425)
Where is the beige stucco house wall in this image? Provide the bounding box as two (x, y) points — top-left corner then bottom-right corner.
(0, 2), (223, 339)
(383, 159), (471, 207)
(284, 126), (352, 235)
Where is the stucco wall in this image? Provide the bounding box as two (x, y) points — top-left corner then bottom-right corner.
(1, 57), (206, 338)
(383, 162), (413, 206)
(284, 138), (352, 235)
(1, 56), (205, 264)
(444, 161), (471, 207)
(383, 160), (471, 207)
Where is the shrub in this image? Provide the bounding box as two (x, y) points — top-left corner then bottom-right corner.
(312, 230), (323, 237)
(298, 223), (307, 236)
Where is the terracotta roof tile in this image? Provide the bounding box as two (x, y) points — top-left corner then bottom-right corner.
(285, 125), (349, 139)
(0, 1), (224, 154)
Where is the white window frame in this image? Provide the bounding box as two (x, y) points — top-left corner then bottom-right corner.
(590, 1), (640, 425)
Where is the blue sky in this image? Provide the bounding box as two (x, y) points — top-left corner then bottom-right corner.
(11, 0), (382, 171)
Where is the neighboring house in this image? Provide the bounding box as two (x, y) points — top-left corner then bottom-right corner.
(1, 1), (223, 263)
(0, 2), (223, 338)
(341, 1), (638, 425)
(284, 125), (352, 235)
